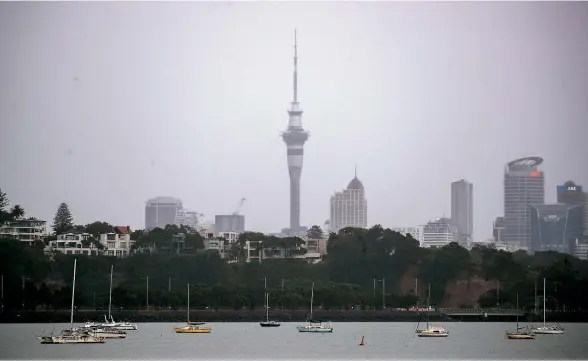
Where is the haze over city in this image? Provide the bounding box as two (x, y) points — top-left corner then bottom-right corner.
(1, 1), (587, 241)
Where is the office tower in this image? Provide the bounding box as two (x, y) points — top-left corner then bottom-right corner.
(503, 157), (545, 248)
(145, 196), (183, 231)
(451, 179), (473, 247)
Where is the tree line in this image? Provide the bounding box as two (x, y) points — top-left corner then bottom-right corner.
(1, 189), (588, 312)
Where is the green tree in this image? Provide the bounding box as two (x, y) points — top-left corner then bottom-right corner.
(0, 189), (25, 224)
(52, 202), (74, 234)
(307, 225), (324, 239)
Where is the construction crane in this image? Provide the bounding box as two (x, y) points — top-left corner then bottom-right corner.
(232, 198), (246, 216)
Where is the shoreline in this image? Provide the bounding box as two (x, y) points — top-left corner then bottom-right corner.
(2, 310), (587, 323)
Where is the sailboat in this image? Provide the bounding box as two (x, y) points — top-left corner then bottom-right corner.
(297, 282), (333, 333)
(260, 292), (281, 327)
(416, 284), (449, 338)
(174, 283), (212, 333)
(84, 265), (137, 331)
(506, 292), (535, 340)
(532, 278), (565, 334)
(38, 259), (105, 344)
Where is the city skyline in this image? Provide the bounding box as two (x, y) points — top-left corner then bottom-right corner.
(0, 2), (586, 241)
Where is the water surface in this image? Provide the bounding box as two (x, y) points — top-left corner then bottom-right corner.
(1, 322), (587, 359)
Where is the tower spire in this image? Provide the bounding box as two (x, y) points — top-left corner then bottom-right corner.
(355, 164), (357, 178)
(293, 28), (298, 103)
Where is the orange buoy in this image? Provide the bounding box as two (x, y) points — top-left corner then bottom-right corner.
(359, 336), (365, 346)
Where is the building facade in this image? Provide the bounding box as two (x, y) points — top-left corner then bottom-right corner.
(529, 203), (583, 255)
(214, 215), (245, 233)
(99, 226), (134, 257)
(556, 181), (587, 241)
(390, 226), (424, 246)
(48, 232), (97, 255)
(503, 157), (545, 248)
(145, 196), (183, 231)
(175, 209), (202, 230)
(0, 218), (47, 246)
(421, 218), (460, 248)
(329, 173), (368, 233)
(451, 179), (473, 248)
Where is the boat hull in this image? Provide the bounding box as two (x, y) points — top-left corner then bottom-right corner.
(417, 331), (449, 337)
(174, 328), (212, 334)
(38, 336), (105, 344)
(297, 326), (333, 333)
(260, 322), (281, 327)
(506, 333), (536, 340)
(532, 329), (564, 335)
(91, 331), (126, 338)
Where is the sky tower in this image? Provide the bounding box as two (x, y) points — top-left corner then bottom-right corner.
(281, 29), (309, 231)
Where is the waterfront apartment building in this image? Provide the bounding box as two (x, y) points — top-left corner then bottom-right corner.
(99, 226), (135, 257)
(451, 179), (473, 248)
(0, 218), (46, 246)
(145, 196), (183, 231)
(329, 172), (367, 233)
(503, 157), (545, 248)
(48, 232), (97, 255)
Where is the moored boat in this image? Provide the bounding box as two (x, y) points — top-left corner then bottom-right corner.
(260, 290), (281, 327)
(38, 259), (105, 344)
(416, 284), (449, 338)
(531, 278), (565, 335)
(297, 282), (333, 333)
(173, 283), (212, 334)
(506, 293), (536, 340)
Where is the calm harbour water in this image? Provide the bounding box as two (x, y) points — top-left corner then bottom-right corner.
(1, 322), (587, 359)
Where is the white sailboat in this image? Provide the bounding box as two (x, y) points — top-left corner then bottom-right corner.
(85, 265), (137, 331)
(416, 284), (449, 338)
(297, 282), (333, 333)
(532, 278), (565, 335)
(38, 259), (105, 344)
(260, 292), (281, 327)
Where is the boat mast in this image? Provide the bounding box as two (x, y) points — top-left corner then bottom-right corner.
(310, 282), (314, 321)
(70, 259), (77, 328)
(543, 278), (546, 327)
(266, 293), (269, 322)
(187, 283), (190, 322)
(108, 265), (113, 320)
(426, 283), (431, 328)
(516, 292), (519, 330)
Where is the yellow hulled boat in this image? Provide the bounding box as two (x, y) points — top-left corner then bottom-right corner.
(174, 322), (212, 334)
(173, 283), (212, 334)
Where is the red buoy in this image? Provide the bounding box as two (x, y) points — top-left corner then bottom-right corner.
(359, 336), (365, 346)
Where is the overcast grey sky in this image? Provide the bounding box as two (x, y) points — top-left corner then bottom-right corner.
(0, 1), (586, 241)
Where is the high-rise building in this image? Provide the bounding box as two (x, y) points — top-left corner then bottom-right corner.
(451, 179), (473, 248)
(329, 170), (367, 233)
(503, 157), (545, 249)
(145, 196), (183, 231)
(214, 215), (245, 233)
(281, 30), (309, 233)
(557, 181), (586, 239)
(421, 217), (460, 248)
(529, 203), (583, 255)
